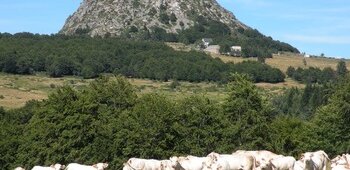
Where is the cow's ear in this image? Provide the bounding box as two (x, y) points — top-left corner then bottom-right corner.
(92, 164), (98, 168)
(50, 164), (55, 168)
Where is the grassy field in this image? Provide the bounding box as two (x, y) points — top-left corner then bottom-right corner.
(167, 43), (350, 72)
(0, 73), (91, 109)
(211, 53), (350, 72)
(0, 73), (304, 109)
(0, 74), (230, 109)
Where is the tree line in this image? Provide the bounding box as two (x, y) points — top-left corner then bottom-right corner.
(286, 60), (348, 84)
(0, 33), (285, 83)
(1, 74), (350, 169)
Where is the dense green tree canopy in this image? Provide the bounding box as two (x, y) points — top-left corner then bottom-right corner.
(0, 75), (276, 169)
(311, 77), (350, 155)
(1, 74), (350, 169)
(0, 33), (286, 83)
(224, 73), (273, 149)
(287, 66), (338, 84)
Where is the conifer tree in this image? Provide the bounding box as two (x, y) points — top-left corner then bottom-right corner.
(223, 73), (272, 150)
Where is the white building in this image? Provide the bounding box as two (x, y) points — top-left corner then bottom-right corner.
(230, 46), (242, 56)
(201, 38), (213, 48)
(304, 54), (310, 58)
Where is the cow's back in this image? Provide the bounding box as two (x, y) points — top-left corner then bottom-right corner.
(31, 166), (54, 170)
(126, 158), (161, 170)
(178, 156), (206, 170)
(220, 154), (255, 170)
(66, 163), (96, 170)
(270, 156), (296, 170)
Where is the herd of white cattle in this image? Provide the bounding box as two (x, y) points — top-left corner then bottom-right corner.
(13, 150), (350, 170)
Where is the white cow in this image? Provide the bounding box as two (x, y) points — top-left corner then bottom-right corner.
(65, 163), (108, 170)
(301, 151), (329, 170)
(332, 156), (343, 165)
(31, 164), (65, 170)
(294, 160), (305, 170)
(331, 154), (350, 169)
(14, 167), (26, 170)
(331, 155), (348, 168)
(332, 165), (350, 170)
(207, 152), (255, 170)
(234, 150), (279, 170)
(202, 157), (230, 170)
(169, 156), (208, 170)
(269, 156), (296, 170)
(123, 158), (161, 170)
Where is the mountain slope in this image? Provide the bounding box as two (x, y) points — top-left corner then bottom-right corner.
(60, 0), (299, 55)
(60, 0), (250, 36)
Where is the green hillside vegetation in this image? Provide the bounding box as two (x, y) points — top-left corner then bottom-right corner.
(286, 60), (348, 84)
(1, 74), (349, 169)
(0, 33), (285, 83)
(131, 17), (299, 57)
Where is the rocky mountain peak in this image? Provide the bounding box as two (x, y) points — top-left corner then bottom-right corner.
(60, 0), (249, 37)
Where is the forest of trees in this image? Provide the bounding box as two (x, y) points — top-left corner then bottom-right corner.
(286, 61), (348, 84)
(0, 33), (285, 83)
(1, 74), (350, 169)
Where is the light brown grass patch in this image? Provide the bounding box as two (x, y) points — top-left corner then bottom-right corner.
(0, 86), (47, 109)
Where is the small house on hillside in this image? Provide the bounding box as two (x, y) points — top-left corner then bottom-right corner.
(201, 38), (213, 48)
(230, 46), (242, 57)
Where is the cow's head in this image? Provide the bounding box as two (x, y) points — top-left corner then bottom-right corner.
(93, 163), (109, 170)
(50, 163), (65, 170)
(302, 153), (314, 169)
(169, 156), (183, 170)
(170, 156), (179, 163)
(257, 159), (271, 170)
(161, 160), (175, 170)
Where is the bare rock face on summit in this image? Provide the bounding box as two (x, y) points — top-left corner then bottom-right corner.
(60, 0), (249, 37)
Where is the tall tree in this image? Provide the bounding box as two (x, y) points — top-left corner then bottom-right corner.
(311, 78), (350, 155)
(223, 73), (273, 150)
(337, 60), (348, 77)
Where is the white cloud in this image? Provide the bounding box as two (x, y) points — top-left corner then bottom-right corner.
(284, 34), (350, 44)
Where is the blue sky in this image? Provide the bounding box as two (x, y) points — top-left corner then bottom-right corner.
(0, 0), (349, 58)
(218, 0), (350, 58)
